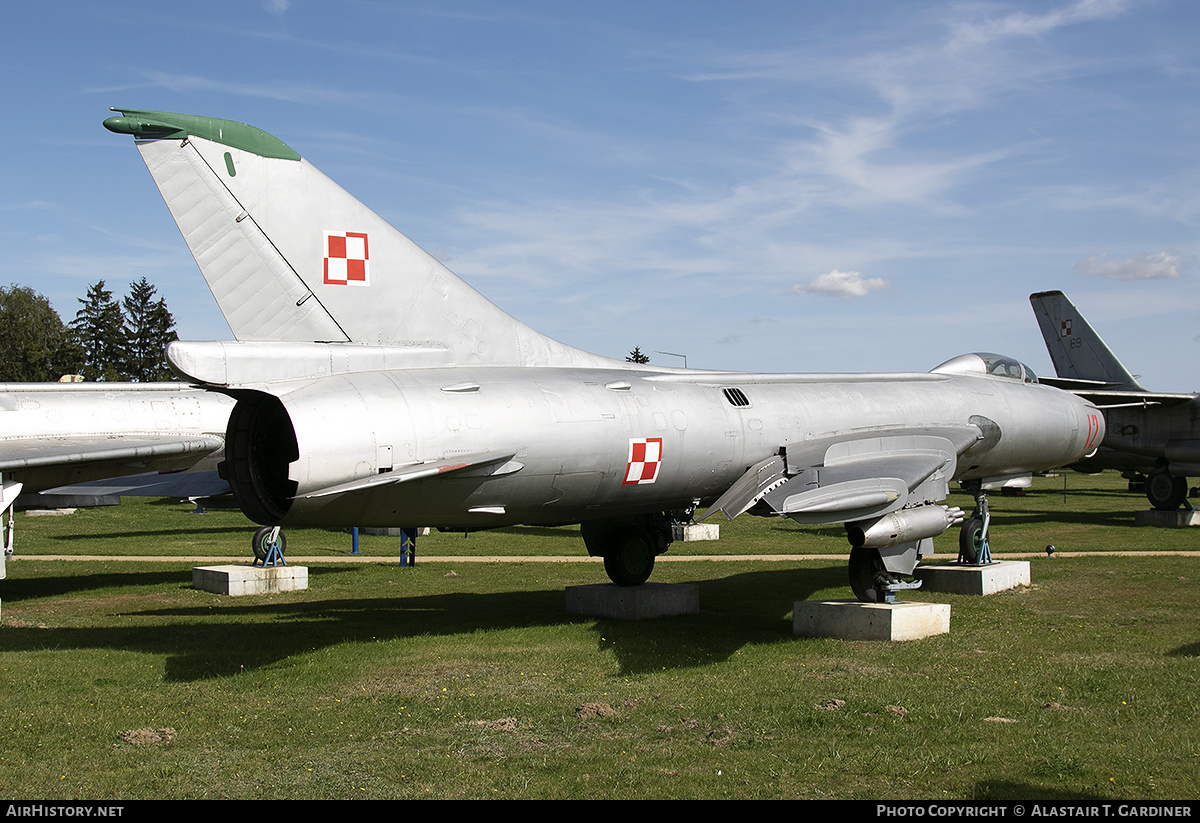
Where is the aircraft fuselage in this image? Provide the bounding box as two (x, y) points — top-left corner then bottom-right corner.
(228, 366), (1101, 530)
(1090, 402), (1200, 476)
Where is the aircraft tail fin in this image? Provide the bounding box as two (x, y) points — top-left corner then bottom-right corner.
(1029, 290), (1144, 391)
(104, 108), (612, 368)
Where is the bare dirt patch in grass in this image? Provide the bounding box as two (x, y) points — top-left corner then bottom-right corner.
(119, 727), (176, 746)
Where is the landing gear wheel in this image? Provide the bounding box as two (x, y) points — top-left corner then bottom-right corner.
(848, 545), (887, 603)
(252, 526), (286, 562)
(1146, 469), (1187, 511)
(603, 528), (655, 586)
(959, 517), (985, 565)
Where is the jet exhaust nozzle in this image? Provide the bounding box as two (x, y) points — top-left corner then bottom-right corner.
(846, 505), (965, 549)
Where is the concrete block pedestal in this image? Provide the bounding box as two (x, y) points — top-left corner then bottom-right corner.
(193, 564), (309, 596)
(913, 560), (1030, 596)
(793, 600), (950, 641)
(565, 582), (699, 621)
(1134, 509), (1200, 527)
(671, 523), (719, 542)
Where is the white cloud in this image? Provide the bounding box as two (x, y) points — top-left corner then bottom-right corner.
(949, 0), (1130, 46)
(792, 270), (889, 299)
(679, 0), (1135, 212)
(1075, 252), (1182, 280)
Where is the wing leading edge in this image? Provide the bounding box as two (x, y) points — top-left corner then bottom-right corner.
(0, 435), (223, 474)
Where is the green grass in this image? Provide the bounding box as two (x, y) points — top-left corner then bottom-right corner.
(1, 473), (1198, 799)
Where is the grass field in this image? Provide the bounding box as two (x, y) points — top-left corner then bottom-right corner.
(1, 472), (1198, 800)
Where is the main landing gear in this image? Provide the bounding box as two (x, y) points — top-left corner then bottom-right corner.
(581, 512), (675, 587)
(1145, 467), (1190, 511)
(845, 486), (995, 602)
(846, 543), (928, 603)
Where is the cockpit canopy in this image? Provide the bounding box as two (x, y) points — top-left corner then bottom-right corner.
(930, 352), (1039, 384)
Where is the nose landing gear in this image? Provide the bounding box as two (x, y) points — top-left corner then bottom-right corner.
(958, 483), (993, 566)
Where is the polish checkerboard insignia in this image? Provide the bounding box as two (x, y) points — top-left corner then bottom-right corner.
(623, 437), (663, 485)
(324, 231), (370, 286)
(1060, 319), (1072, 337)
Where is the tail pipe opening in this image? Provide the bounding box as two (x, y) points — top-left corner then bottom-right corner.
(220, 392), (299, 524)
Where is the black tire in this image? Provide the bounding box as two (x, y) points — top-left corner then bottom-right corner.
(252, 526), (286, 561)
(603, 528), (655, 586)
(848, 545), (886, 603)
(1146, 469), (1188, 511)
(958, 517), (984, 565)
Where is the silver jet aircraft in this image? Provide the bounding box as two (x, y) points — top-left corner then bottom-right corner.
(0, 382), (233, 577)
(104, 108), (1104, 601)
(1030, 289), (1199, 510)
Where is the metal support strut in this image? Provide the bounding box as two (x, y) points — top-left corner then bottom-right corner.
(1, 477), (24, 580)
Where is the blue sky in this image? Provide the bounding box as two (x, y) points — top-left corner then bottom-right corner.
(3, 0), (1199, 389)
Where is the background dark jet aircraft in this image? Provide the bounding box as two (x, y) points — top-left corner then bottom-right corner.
(1031, 290), (1199, 510)
(102, 108), (1103, 602)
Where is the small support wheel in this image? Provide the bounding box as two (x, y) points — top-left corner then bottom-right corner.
(848, 545), (887, 603)
(252, 526), (286, 565)
(603, 528), (655, 587)
(958, 517), (985, 565)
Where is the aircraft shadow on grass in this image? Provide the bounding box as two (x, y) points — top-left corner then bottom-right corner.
(983, 508), (1141, 529)
(2, 569), (206, 599)
(44, 525), (257, 541)
(1167, 641), (1200, 658)
(973, 781), (1109, 801)
(0, 566), (844, 681)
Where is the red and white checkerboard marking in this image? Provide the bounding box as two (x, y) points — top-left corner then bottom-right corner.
(1060, 319), (1072, 337)
(623, 437), (663, 485)
(324, 231), (370, 286)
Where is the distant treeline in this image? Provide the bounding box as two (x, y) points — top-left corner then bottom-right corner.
(0, 278), (177, 382)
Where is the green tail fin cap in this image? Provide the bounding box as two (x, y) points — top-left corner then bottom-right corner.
(102, 108), (301, 161)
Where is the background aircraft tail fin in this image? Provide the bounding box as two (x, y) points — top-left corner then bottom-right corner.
(1029, 290), (1144, 390)
(105, 108), (612, 368)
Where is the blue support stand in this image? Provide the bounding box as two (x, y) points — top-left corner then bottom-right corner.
(399, 528), (417, 567)
(352, 527), (359, 555)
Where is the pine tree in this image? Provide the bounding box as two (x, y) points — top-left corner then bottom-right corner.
(626, 346), (651, 364)
(71, 281), (127, 381)
(123, 278), (178, 381)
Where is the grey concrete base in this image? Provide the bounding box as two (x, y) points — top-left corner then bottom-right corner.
(1134, 509), (1200, 527)
(192, 564), (309, 596)
(565, 582), (699, 621)
(793, 600), (950, 641)
(23, 508), (79, 517)
(21, 493), (119, 509)
(672, 523), (719, 541)
(913, 560), (1031, 596)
